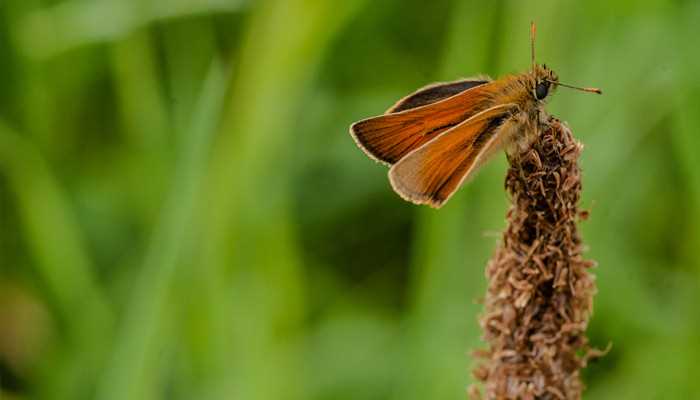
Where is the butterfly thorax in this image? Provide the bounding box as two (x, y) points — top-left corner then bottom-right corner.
(487, 64), (559, 115)
(477, 65), (558, 156)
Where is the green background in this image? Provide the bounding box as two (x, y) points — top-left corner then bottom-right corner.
(1, 1), (698, 399)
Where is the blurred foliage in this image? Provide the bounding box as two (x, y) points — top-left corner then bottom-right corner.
(0, 0), (699, 399)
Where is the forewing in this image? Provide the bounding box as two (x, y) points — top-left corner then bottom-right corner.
(350, 79), (498, 165)
(388, 103), (519, 208)
(386, 77), (491, 113)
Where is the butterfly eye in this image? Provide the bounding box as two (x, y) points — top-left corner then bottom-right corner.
(535, 81), (549, 100)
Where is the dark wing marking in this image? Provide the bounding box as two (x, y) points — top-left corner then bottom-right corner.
(386, 77), (491, 113)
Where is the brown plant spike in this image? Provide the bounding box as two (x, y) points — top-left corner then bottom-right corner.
(471, 116), (602, 400)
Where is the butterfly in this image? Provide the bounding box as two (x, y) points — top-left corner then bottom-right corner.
(349, 23), (600, 208)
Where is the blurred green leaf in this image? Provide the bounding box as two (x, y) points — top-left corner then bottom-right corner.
(94, 59), (229, 400)
(0, 121), (113, 399)
(18, 0), (247, 59)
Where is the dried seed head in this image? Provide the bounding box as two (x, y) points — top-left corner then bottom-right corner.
(470, 117), (603, 400)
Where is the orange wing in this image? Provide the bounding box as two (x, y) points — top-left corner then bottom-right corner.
(350, 78), (495, 165)
(388, 103), (519, 208)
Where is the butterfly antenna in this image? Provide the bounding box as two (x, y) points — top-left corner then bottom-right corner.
(530, 21), (536, 72)
(546, 80), (602, 94)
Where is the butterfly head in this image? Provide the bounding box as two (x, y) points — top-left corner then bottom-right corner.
(531, 64), (559, 101)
